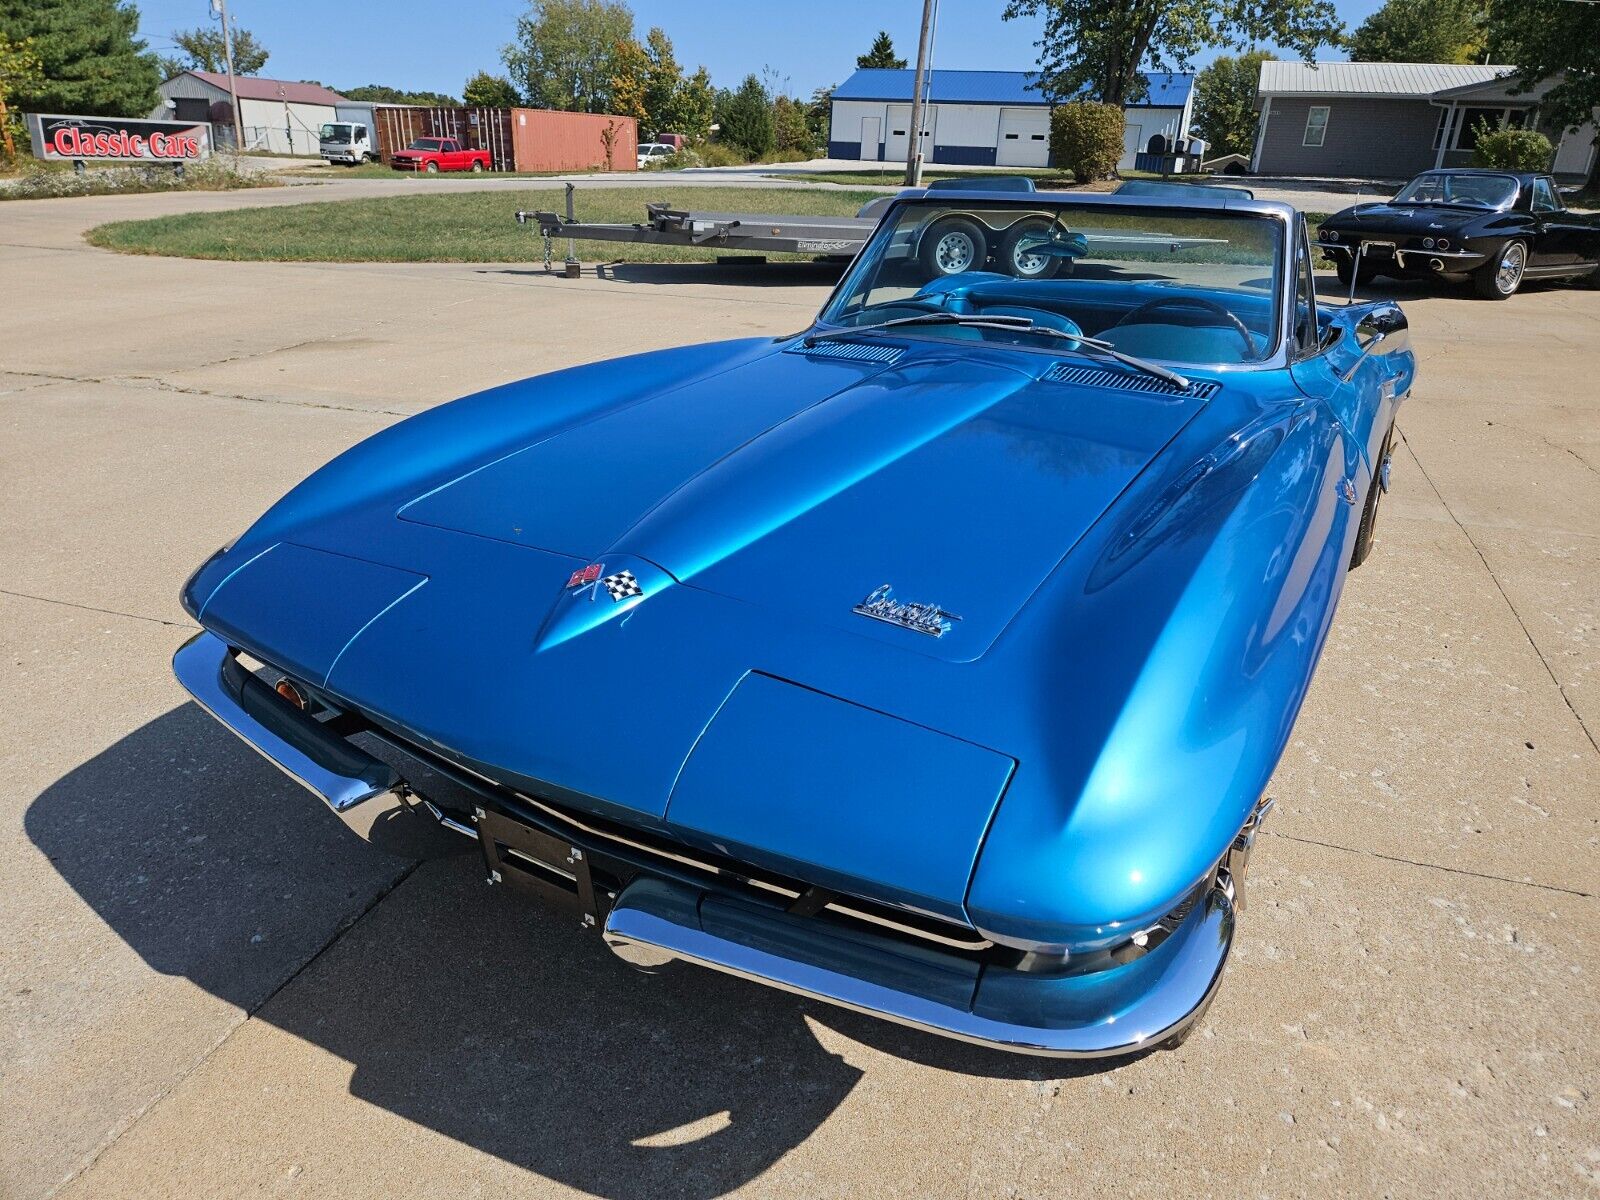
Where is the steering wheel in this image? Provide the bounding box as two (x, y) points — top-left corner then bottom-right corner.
(1110, 296), (1258, 358)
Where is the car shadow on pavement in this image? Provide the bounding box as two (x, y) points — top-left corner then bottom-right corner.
(28, 704), (1111, 1198)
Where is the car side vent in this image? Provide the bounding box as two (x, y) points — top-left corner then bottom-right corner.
(1042, 362), (1220, 399)
(787, 340), (904, 365)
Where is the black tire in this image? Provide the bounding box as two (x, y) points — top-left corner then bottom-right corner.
(997, 218), (1063, 280)
(1350, 423), (1395, 570)
(424, 161), (440, 174)
(918, 216), (989, 277)
(1473, 240), (1526, 300)
(471, 160), (484, 173)
(1334, 255), (1380, 287)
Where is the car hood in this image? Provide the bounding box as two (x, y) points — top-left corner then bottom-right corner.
(395, 342), (1207, 662)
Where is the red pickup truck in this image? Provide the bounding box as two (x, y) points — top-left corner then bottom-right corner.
(389, 137), (492, 173)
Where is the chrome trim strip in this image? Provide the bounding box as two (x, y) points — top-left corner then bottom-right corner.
(172, 632), (399, 814)
(605, 876), (1236, 1057)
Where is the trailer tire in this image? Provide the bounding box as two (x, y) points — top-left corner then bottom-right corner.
(919, 217), (988, 277)
(999, 218), (1064, 280)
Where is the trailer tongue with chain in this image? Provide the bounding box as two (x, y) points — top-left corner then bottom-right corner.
(516, 202), (876, 269)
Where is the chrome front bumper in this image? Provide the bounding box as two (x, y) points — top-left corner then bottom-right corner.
(172, 631), (400, 814)
(605, 874), (1235, 1057)
(174, 629), (1249, 1058)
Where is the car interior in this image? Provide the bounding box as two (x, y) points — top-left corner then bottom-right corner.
(825, 203), (1286, 366)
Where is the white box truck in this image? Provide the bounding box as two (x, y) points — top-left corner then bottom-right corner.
(318, 103), (379, 166)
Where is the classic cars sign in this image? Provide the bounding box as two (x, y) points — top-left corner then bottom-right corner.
(25, 114), (213, 163)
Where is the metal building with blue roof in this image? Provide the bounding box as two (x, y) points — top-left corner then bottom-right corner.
(827, 68), (1196, 170)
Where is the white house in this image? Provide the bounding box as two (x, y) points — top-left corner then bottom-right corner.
(828, 68), (1196, 172)
(154, 71), (348, 155)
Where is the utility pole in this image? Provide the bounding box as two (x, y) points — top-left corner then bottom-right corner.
(905, 0), (936, 186)
(213, 0), (244, 153)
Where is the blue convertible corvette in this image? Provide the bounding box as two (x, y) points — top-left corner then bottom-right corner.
(174, 188), (1414, 1057)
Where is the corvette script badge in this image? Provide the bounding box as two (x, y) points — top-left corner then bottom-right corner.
(853, 584), (961, 638)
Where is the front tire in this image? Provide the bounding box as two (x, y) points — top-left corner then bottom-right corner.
(918, 216), (988, 277)
(424, 161), (440, 175)
(1474, 240), (1525, 300)
(1350, 423), (1396, 569)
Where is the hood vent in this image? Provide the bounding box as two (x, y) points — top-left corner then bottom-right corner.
(787, 339), (904, 365)
(1042, 362), (1220, 400)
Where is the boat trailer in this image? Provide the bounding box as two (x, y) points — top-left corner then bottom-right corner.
(515, 200), (874, 271)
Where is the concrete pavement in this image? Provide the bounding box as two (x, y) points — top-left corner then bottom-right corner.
(1, 184), (1596, 1199)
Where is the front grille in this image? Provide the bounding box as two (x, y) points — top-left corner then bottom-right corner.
(1042, 362), (1221, 399)
(363, 723), (992, 956)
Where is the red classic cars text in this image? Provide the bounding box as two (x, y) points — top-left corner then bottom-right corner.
(48, 127), (203, 160)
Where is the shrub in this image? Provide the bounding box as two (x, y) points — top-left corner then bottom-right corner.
(1472, 125), (1552, 172)
(0, 156), (275, 200)
(694, 141), (748, 167)
(1050, 101), (1125, 184)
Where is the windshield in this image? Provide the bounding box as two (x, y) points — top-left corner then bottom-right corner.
(407, 139), (444, 151)
(1395, 172), (1518, 209)
(319, 124), (351, 143)
(819, 199), (1284, 366)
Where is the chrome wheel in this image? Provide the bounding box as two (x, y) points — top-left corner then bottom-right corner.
(934, 230), (977, 274)
(1012, 243), (1049, 276)
(1495, 241), (1525, 294)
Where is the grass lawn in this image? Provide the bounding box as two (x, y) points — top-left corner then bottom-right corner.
(85, 185), (883, 263)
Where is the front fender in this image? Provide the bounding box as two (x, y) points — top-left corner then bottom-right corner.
(965, 397), (1359, 951)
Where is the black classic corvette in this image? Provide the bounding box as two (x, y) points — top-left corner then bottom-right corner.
(1317, 169), (1600, 300)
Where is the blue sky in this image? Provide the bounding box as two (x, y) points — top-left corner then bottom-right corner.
(136, 0), (1390, 99)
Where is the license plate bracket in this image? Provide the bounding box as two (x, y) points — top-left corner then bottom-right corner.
(475, 805), (599, 927)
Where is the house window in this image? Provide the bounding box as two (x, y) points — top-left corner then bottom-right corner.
(1302, 106), (1330, 148)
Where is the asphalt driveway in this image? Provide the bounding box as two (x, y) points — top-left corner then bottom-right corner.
(1, 185), (1596, 1199)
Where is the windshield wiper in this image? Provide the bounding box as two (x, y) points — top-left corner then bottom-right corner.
(804, 313), (1193, 391)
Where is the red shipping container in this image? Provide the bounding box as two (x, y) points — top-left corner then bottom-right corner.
(510, 109), (638, 172)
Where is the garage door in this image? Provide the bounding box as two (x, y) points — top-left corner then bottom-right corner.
(996, 108), (1050, 167)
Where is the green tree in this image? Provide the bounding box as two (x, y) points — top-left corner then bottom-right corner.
(1349, 0), (1485, 64)
(805, 85), (834, 149)
(1192, 50), (1275, 159)
(1, 34), (44, 156)
(608, 36), (649, 122)
(502, 0), (635, 113)
(1487, 0), (1599, 141)
(1001, 0), (1341, 108)
(341, 84), (459, 105)
(674, 65), (714, 140)
(715, 74), (774, 159)
(641, 28), (684, 131)
(772, 93), (814, 155)
(462, 70), (520, 107)
(0, 0), (161, 117)
(856, 31), (907, 70)
(161, 25), (269, 77)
